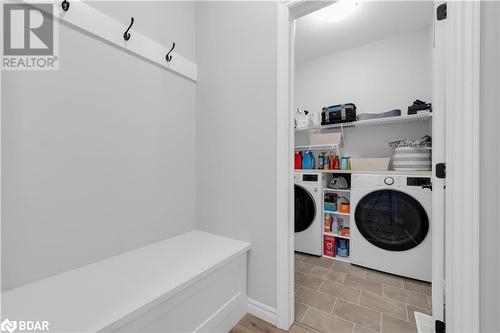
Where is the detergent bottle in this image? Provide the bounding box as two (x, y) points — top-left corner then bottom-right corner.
(302, 150), (313, 169)
(294, 151), (302, 169)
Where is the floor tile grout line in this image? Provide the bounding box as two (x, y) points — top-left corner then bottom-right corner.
(300, 304), (310, 323)
(381, 284), (432, 310)
(330, 296), (338, 315)
(358, 291), (415, 324)
(334, 297), (388, 322)
(405, 303), (410, 322)
(293, 321), (322, 333)
(382, 313), (419, 330)
(363, 289), (418, 308)
(379, 310), (383, 333)
(318, 278), (326, 291)
(299, 284), (354, 299)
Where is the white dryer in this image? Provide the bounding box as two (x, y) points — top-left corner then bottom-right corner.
(294, 171), (325, 256)
(351, 174), (432, 282)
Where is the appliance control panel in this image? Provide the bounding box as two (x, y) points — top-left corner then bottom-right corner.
(407, 177), (431, 187)
(351, 174), (432, 190)
(294, 171), (326, 187)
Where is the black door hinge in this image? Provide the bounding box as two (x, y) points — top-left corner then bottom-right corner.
(437, 3), (447, 21)
(435, 320), (446, 333)
(436, 163), (446, 179)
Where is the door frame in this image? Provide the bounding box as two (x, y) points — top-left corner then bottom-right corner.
(443, 2), (481, 331)
(275, 1), (333, 329)
(275, 1), (482, 331)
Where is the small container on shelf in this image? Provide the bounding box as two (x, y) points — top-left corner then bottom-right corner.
(323, 152), (329, 170)
(324, 213), (332, 232)
(324, 193), (338, 212)
(324, 202), (337, 212)
(339, 202), (350, 214)
(340, 227), (350, 237)
(340, 156), (350, 170)
(324, 235), (335, 257)
(332, 215), (340, 234)
(336, 239), (349, 258)
(294, 151), (302, 169)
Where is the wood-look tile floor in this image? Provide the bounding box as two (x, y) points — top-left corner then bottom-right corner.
(231, 253), (432, 333)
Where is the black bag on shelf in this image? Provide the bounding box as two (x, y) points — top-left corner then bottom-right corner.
(408, 100), (432, 115)
(321, 103), (357, 125)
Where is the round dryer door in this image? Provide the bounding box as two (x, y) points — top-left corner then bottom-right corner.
(294, 184), (316, 233)
(355, 190), (429, 251)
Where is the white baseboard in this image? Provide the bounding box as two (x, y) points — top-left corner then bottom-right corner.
(247, 298), (277, 326)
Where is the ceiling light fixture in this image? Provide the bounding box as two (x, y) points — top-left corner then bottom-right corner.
(312, 1), (359, 23)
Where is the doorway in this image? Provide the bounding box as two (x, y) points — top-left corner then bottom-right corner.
(277, 2), (476, 330)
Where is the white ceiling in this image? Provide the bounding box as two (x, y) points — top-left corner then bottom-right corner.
(295, 1), (434, 65)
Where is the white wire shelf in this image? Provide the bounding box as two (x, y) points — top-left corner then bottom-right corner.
(295, 113), (432, 133)
(323, 210), (350, 216)
(294, 144), (341, 151)
(323, 232), (350, 240)
(324, 188), (351, 193)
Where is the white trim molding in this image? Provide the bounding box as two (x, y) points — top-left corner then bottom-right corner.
(283, 0), (334, 19)
(445, 1), (481, 332)
(247, 298), (277, 327)
(275, 1), (340, 330)
(275, 1), (294, 330)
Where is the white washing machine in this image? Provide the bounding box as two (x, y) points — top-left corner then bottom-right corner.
(294, 171), (325, 256)
(351, 174), (432, 282)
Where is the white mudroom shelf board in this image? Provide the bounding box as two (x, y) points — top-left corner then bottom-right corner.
(36, 1), (197, 81)
(295, 113), (432, 133)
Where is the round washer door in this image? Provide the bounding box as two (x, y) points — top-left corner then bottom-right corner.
(354, 189), (429, 251)
(294, 184), (316, 233)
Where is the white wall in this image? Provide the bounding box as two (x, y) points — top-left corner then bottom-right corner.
(295, 27), (432, 158)
(479, 2), (500, 332)
(1, 1), (197, 291)
(195, 1), (278, 309)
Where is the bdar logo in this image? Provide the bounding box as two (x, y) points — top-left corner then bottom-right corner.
(0, 319), (17, 333)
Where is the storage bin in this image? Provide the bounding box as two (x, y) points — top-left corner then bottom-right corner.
(392, 147), (431, 171)
(321, 104), (357, 125)
(324, 236), (335, 257)
(336, 239), (349, 257)
(350, 158), (390, 171)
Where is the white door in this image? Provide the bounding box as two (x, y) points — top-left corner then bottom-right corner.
(431, 1), (447, 323)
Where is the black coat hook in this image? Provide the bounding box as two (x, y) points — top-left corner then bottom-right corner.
(166, 42), (175, 62)
(61, 0), (69, 11)
(123, 17), (134, 41)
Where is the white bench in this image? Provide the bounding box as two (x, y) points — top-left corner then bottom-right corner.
(2, 231), (251, 333)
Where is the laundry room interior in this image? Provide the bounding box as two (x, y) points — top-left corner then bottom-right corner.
(292, 2), (437, 332)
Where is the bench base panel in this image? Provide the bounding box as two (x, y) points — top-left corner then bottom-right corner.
(107, 255), (247, 333)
